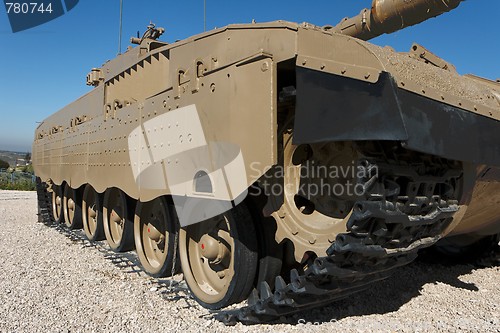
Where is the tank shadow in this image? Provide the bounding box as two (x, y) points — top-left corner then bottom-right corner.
(261, 251), (498, 325)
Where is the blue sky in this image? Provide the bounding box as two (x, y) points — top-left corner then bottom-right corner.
(0, 0), (498, 152)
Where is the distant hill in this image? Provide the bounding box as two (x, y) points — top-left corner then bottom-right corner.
(0, 150), (30, 169)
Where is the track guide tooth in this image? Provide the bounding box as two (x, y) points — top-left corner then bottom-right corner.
(275, 275), (286, 290)
(259, 281), (272, 300)
(247, 288), (259, 307)
(290, 269), (300, 283)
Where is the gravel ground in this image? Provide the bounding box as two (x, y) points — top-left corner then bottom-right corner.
(0, 190), (498, 333)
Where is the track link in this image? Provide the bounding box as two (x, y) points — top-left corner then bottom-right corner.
(36, 178), (53, 223)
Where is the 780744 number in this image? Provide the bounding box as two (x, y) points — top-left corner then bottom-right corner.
(5, 2), (54, 14)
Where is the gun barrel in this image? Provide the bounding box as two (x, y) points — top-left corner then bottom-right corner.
(334, 0), (462, 41)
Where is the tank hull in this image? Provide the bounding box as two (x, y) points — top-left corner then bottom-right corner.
(32, 20), (500, 322)
(33, 22), (500, 236)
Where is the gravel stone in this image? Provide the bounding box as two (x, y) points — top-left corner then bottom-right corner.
(0, 190), (498, 332)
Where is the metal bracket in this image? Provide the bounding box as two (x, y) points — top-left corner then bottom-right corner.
(409, 43), (456, 72)
(86, 68), (104, 87)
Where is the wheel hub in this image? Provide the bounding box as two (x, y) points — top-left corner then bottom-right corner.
(68, 198), (75, 210)
(111, 207), (123, 224)
(199, 233), (229, 264)
(88, 206), (97, 219)
(147, 221), (162, 242)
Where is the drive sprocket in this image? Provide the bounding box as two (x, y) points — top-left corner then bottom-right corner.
(272, 133), (361, 261)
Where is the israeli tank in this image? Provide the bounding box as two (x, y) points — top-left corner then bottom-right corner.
(32, 0), (500, 322)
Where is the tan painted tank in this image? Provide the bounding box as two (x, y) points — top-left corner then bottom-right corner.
(33, 0), (500, 322)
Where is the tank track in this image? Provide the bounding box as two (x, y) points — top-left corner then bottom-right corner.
(36, 178), (53, 223)
(34, 154), (463, 325)
(218, 157), (462, 324)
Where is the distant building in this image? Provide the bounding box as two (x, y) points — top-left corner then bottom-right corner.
(16, 159), (31, 167)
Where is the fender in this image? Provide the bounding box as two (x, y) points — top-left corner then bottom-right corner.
(293, 67), (500, 168)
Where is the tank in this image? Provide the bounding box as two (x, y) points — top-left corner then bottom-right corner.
(32, 0), (500, 323)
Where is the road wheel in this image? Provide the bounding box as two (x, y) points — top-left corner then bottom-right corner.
(103, 188), (135, 252)
(63, 184), (82, 229)
(82, 184), (105, 241)
(134, 197), (179, 277)
(51, 184), (64, 224)
(179, 202), (258, 310)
